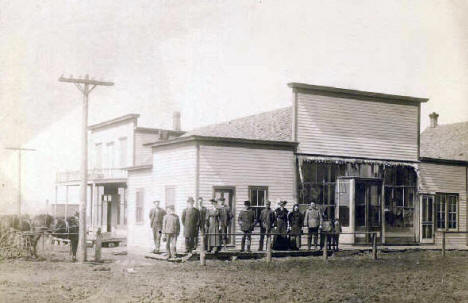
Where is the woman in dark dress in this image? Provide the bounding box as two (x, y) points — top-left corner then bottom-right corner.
(273, 201), (289, 250)
(288, 204), (303, 250)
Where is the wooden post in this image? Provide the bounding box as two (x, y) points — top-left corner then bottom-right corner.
(323, 233), (328, 262)
(372, 233), (377, 260)
(442, 231), (446, 257)
(200, 232), (206, 266)
(95, 228), (102, 262)
(266, 234), (272, 263)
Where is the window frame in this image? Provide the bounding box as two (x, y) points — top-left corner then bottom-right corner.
(165, 186), (176, 210)
(118, 137), (128, 168)
(248, 186), (268, 223)
(435, 192), (459, 231)
(135, 188), (144, 225)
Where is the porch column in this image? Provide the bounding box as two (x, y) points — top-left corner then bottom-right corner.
(349, 179), (355, 243)
(381, 182), (386, 244)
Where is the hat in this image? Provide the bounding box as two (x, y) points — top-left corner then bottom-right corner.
(265, 200), (271, 205)
(153, 200), (160, 204)
(244, 200), (251, 206)
(279, 201), (287, 206)
(217, 197), (225, 202)
(167, 205), (175, 210)
(209, 199), (217, 204)
(187, 197), (195, 203)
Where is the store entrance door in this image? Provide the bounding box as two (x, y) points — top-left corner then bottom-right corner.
(354, 179), (382, 244)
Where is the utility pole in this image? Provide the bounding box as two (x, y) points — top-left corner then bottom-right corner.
(59, 74), (113, 262)
(5, 147), (36, 217)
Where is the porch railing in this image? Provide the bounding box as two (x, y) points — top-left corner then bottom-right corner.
(56, 168), (127, 183)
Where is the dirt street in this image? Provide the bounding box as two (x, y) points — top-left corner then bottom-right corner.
(0, 247), (467, 303)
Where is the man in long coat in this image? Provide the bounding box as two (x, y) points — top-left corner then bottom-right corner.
(197, 197), (208, 250)
(217, 197), (233, 249)
(181, 197), (200, 253)
(162, 206), (180, 259)
(149, 200), (166, 253)
(304, 202), (322, 250)
(257, 200), (276, 251)
(205, 199), (222, 253)
(238, 200), (255, 252)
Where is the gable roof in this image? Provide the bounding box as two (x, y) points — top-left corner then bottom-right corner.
(183, 106), (293, 142)
(89, 114), (139, 131)
(420, 121), (468, 161)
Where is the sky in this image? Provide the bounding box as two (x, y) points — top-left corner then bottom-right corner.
(1, 0), (467, 214)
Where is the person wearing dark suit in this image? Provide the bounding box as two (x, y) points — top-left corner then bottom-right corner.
(181, 197), (200, 253)
(273, 201), (289, 250)
(258, 200), (276, 251)
(288, 203), (303, 250)
(218, 197), (233, 249)
(197, 197), (208, 250)
(238, 200), (255, 252)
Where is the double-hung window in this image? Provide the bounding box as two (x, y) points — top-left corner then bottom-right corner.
(249, 186), (268, 223)
(436, 193), (458, 230)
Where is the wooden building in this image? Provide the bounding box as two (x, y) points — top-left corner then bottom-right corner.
(56, 82), (467, 250)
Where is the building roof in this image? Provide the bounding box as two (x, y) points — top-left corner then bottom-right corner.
(183, 106), (293, 141)
(288, 83), (429, 104)
(89, 114), (139, 131)
(420, 121), (468, 162)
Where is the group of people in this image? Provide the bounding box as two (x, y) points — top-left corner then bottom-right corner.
(149, 197), (342, 259)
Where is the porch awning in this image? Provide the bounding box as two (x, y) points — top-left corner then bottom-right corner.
(297, 155), (419, 168)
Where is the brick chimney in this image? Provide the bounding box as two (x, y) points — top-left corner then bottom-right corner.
(172, 111), (181, 131)
(429, 112), (439, 128)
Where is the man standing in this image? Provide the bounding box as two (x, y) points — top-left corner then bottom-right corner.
(149, 200), (166, 254)
(162, 206), (180, 259)
(181, 197), (200, 253)
(197, 197), (208, 251)
(218, 197), (233, 250)
(238, 200), (255, 252)
(304, 202), (322, 250)
(258, 200), (276, 251)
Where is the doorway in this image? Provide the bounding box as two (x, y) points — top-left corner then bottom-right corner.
(354, 179), (382, 243)
(420, 194), (434, 243)
(213, 186), (235, 245)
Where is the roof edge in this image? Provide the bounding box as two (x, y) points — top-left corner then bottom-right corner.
(89, 114), (140, 131)
(420, 157), (468, 166)
(125, 164), (153, 171)
(288, 83), (429, 104)
(150, 135), (298, 149)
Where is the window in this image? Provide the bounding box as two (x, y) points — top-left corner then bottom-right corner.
(165, 186), (176, 210)
(106, 142), (114, 168)
(436, 193), (458, 230)
(249, 186), (268, 222)
(136, 188), (144, 224)
(95, 143), (102, 169)
(119, 137), (127, 168)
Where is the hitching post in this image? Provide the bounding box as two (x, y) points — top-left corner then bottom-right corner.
(442, 231), (446, 257)
(372, 233), (377, 260)
(95, 228), (102, 262)
(266, 234), (272, 263)
(200, 232), (206, 266)
(323, 233), (328, 262)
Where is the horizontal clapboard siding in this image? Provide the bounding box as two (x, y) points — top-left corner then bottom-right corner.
(419, 162), (467, 246)
(151, 143), (197, 250)
(134, 132), (159, 166)
(296, 92), (419, 161)
(199, 144), (296, 247)
(127, 168), (153, 249)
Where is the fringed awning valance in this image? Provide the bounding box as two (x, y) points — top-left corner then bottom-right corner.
(297, 155), (419, 169)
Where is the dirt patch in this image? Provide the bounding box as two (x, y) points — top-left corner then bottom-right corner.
(0, 249), (467, 303)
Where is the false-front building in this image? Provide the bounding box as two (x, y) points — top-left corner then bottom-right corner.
(58, 83), (467, 250)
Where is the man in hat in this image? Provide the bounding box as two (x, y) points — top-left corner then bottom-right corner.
(304, 202), (322, 250)
(197, 197), (208, 250)
(273, 200), (289, 250)
(206, 199), (222, 252)
(181, 197), (200, 253)
(258, 200), (276, 251)
(162, 205), (180, 259)
(288, 203), (304, 250)
(217, 197), (233, 249)
(149, 200), (166, 253)
(238, 200), (255, 252)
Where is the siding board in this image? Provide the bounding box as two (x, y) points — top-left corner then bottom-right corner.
(419, 162), (467, 246)
(296, 92), (419, 161)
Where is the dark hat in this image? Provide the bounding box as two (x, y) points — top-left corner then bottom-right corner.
(217, 197), (225, 202)
(167, 205), (175, 210)
(153, 200), (160, 204)
(244, 200), (251, 206)
(265, 200), (271, 205)
(209, 199), (217, 204)
(187, 197), (195, 203)
(279, 200), (287, 206)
